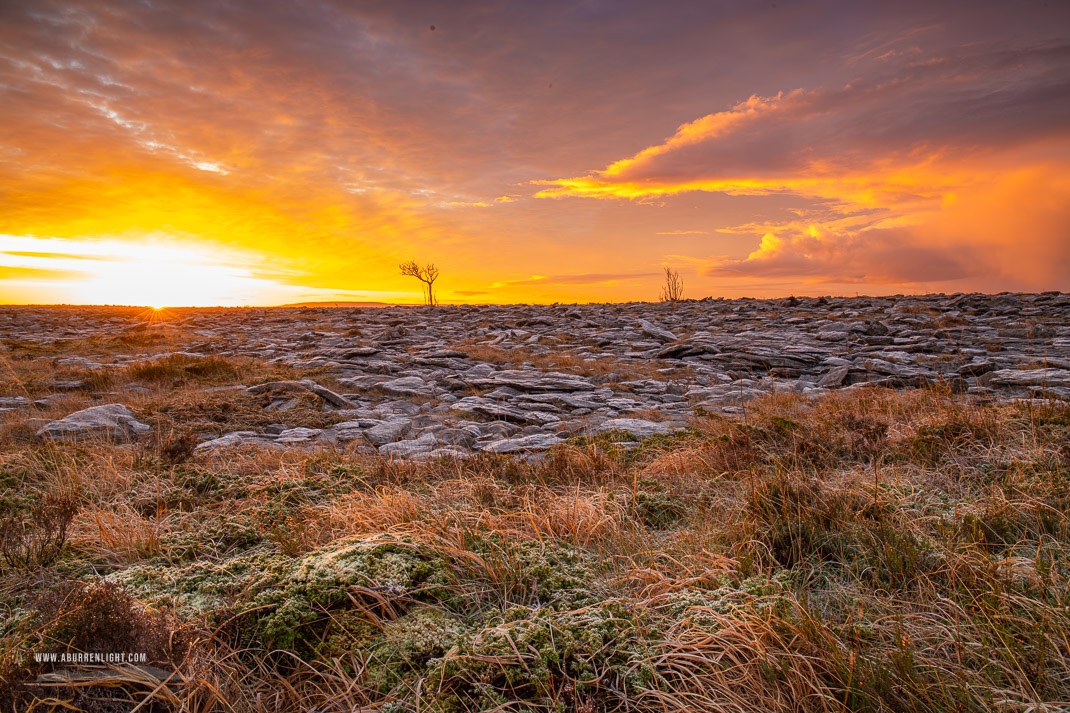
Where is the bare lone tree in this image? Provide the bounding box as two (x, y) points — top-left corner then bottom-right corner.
(399, 259), (440, 306)
(659, 266), (683, 302)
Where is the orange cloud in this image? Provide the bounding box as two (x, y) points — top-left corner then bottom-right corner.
(3, 1), (1070, 303)
(688, 158), (1070, 291)
(537, 42), (1070, 290)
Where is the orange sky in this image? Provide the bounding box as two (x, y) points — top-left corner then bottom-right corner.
(1, 0), (1069, 305)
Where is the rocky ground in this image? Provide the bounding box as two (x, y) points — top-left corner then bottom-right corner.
(3, 294), (1070, 712)
(1, 292), (1068, 457)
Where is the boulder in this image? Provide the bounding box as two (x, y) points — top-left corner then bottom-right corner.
(36, 404), (152, 443)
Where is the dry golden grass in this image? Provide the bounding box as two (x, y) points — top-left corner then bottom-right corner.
(2, 351), (1070, 712)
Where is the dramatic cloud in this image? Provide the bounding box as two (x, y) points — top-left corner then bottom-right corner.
(539, 39), (1070, 196)
(703, 164), (1070, 289)
(538, 38), (1070, 290)
(1, 0), (1068, 302)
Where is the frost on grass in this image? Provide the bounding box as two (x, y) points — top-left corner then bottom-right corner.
(3, 384), (1070, 712)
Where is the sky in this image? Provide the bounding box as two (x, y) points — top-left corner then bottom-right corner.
(1, 0), (1069, 306)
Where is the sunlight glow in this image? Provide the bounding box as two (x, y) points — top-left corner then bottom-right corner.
(1, 235), (300, 306)
(0, 234), (433, 306)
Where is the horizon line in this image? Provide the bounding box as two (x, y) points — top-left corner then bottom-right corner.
(0, 289), (1061, 310)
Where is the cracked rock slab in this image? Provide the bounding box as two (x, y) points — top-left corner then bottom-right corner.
(363, 419), (413, 446)
(246, 380), (352, 407)
(987, 368), (1070, 388)
(594, 418), (673, 440)
(478, 433), (564, 453)
(467, 369), (596, 392)
(379, 376), (435, 397)
(638, 318), (679, 343)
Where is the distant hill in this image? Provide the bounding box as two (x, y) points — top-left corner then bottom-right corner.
(276, 301), (399, 308)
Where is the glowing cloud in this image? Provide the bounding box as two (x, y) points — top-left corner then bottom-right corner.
(537, 41), (1070, 290)
(2, 1), (1069, 301)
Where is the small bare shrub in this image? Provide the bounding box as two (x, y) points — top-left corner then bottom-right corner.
(659, 265), (684, 302)
(153, 425), (199, 465)
(0, 492), (79, 571)
(33, 579), (191, 665)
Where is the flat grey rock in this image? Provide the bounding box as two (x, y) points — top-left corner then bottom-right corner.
(817, 365), (850, 388)
(468, 369), (596, 392)
(363, 419), (413, 446)
(194, 431), (273, 452)
(987, 368), (1070, 387)
(380, 376), (434, 397)
(36, 404), (152, 443)
(246, 380), (351, 407)
(204, 385), (248, 394)
(379, 432), (437, 457)
(638, 319), (679, 343)
(337, 375), (395, 390)
(411, 446), (473, 461)
(274, 427), (323, 444)
(4, 291), (1068, 463)
(0, 396), (31, 410)
(479, 433), (564, 453)
(451, 396), (562, 425)
(594, 418), (673, 439)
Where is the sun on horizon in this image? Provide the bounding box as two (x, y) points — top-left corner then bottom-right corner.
(2, 1), (1068, 306)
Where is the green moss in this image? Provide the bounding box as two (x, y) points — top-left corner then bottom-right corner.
(106, 534), (600, 661)
(143, 516), (265, 564)
(565, 430), (638, 449)
(630, 489), (689, 528)
(767, 415), (803, 433)
(0, 606), (31, 640)
(433, 599), (659, 708)
(453, 533), (598, 607)
(379, 607), (467, 663)
(109, 547), (288, 617)
(247, 539), (456, 651)
(318, 609), (380, 658)
(656, 572), (793, 628)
